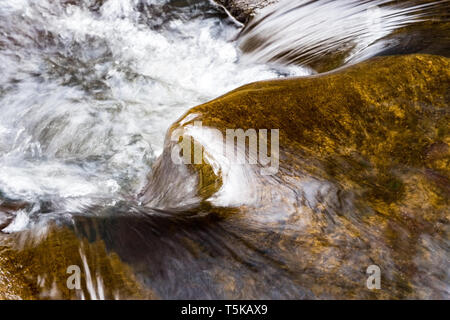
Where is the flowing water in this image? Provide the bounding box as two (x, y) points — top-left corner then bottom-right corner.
(0, 0), (307, 227)
(0, 0), (448, 299)
(239, 0), (450, 71)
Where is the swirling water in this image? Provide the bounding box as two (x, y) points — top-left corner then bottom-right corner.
(239, 0), (449, 70)
(0, 0), (448, 300)
(0, 0), (307, 229)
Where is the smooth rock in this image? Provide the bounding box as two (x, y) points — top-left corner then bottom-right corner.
(215, 0), (278, 23)
(141, 54), (449, 299)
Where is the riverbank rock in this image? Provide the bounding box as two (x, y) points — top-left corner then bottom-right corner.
(141, 54), (449, 299)
(215, 0), (278, 22)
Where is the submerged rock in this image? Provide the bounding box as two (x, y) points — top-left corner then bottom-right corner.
(238, 0), (450, 72)
(1, 54), (448, 299)
(141, 54), (449, 298)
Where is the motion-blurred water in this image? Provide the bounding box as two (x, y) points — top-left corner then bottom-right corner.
(0, 0), (307, 230)
(0, 0), (448, 300)
(239, 0), (449, 70)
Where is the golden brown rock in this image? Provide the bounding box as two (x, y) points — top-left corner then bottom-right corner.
(1, 54), (448, 299)
(0, 225), (156, 300)
(141, 54), (449, 299)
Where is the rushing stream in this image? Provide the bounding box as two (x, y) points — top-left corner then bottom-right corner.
(0, 0), (449, 300)
(239, 0), (450, 70)
(0, 0), (306, 229)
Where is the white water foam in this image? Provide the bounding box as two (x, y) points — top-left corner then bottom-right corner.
(0, 0), (309, 230)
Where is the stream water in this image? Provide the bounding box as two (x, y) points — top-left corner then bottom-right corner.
(0, 0), (307, 230)
(0, 0), (448, 300)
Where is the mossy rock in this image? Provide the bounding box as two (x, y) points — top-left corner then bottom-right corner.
(0, 224), (155, 300)
(2, 54), (448, 299)
(141, 54), (449, 299)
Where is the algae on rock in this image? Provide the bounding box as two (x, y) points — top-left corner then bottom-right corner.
(141, 54), (449, 299)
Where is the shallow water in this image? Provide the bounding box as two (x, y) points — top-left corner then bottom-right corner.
(135, 54), (449, 299)
(239, 0), (450, 71)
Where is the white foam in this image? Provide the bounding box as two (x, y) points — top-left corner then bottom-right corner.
(2, 210), (30, 233)
(0, 0), (309, 223)
(239, 0), (442, 67)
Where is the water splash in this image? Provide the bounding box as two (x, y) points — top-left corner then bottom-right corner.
(239, 0), (449, 71)
(0, 0), (309, 231)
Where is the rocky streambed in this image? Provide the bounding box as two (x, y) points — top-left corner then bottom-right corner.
(0, 0), (449, 300)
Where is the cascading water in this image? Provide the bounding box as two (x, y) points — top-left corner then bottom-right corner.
(239, 0), (449, 71)
(0, 0), (308, 231)
(0, 0), (448, 300)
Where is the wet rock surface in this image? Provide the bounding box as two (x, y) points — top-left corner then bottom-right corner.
(1, 54), (448, 299)
(0, 223), (155, 300)
(1, 0), (448, 301)
(215, 0), (278, 22)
